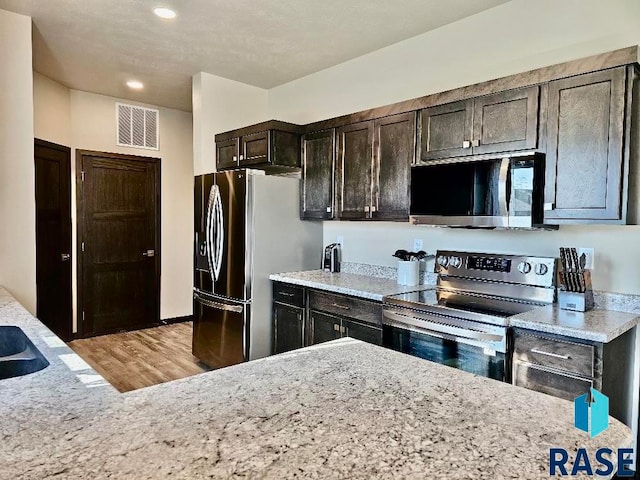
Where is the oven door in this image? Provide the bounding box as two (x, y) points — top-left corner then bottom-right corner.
(382, 308), (508, 382)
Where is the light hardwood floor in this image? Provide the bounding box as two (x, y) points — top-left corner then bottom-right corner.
(68, 322), (210, 393)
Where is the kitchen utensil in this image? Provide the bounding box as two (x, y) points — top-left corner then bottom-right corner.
(559, 248), (572, 292)
(393, 249), (410, 261)
(569, 248), (584, 293)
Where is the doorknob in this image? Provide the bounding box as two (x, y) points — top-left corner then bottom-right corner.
(143, 250), (155, 257)
(60, 253), (70, 262)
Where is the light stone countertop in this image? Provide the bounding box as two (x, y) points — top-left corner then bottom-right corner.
(509, 305), (640, 342)
(269, 269), (431, 301)
(0, 286), (634, 479)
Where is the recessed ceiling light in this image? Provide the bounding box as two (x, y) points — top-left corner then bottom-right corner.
(153, 7), (176, 19)
(126, 80), (144, 90)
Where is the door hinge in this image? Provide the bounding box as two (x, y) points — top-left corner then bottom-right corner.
(81, 242), (85, 252)
(81, 171), (85, 182)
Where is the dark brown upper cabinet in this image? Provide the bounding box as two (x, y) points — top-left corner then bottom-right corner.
(337, 121), (374, 219)
(336, 114), (415, 221)
(216, 138), (240, 170)
(419, 86), (540, 161)
(373, 112), (415, 220)
(301, 129), (335, 220)
(544, 67), (628, 223)
(215, 120), (302, 172)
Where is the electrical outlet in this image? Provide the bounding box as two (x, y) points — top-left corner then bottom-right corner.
(336, 236), (344, 246)
(578, 247), (595, 270)
(413, 239), (423, 251)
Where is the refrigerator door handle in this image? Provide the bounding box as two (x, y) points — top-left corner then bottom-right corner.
(194, 292), (244, 313)
(212, 185), (224, 281)
(205, 185), (216, 281)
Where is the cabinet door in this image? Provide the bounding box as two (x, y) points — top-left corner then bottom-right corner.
(216, 138), (240, 170)
(373, 113), (415, 220)
(310, 311), (342, 345)
(273, 303), (304, 354)
(545, 67), (627, 222)
(342, 318), (382, 346)
(471, 87), (539, 155)
(337, 121), (374, 219)
(301, 129), (335, 220)
(419, 100), (473, 161)
(240, 131), (270, 166)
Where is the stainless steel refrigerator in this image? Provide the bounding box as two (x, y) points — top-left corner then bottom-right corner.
(193, 170), (322, 369)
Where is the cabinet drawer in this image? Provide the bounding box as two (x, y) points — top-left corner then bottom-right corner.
(273, 282), (305, 308)
(342, 318), (382, 346)
(513, 361), (592, 402)
(513, 331), (594, 377)
(308, 290), (382, 326)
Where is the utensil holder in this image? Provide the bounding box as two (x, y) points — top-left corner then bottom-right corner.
(397, 261), (419, 286)
(557, 270), (594, 312)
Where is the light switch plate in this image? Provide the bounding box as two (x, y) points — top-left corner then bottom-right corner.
(578, 247), (595, 270)
(413, 239), (423, 251)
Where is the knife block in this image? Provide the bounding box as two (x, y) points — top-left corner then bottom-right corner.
(557, 269), (594, 312)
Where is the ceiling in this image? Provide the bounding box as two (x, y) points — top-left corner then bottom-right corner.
(0, 0), (510, 111)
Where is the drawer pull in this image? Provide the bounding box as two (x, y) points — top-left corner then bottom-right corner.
(331, 303), (351, 311)
(279, 292), (295, 297)
(531, 348), (571, 360)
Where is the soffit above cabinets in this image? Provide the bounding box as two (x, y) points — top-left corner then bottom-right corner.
(0, 0), (509, 111)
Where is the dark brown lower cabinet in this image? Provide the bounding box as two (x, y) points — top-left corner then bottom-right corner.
(272, 282), (383, 354)
(512, 328), (634, 426)
(273, 303), (304, 354)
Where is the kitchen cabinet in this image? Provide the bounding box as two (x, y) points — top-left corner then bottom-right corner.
(215, 121), (302, 172)
(373, 112), (415, 220)
(336, 121), (374, 219)
(301, 129), (335, 220)
(512, 328), (634, 424)
(336, 113), (415, 220)
(271, 282), (383, 352)
(544, 67), (629, 223)
(272, 283), (305, 355)
(419, 86), (539, 161)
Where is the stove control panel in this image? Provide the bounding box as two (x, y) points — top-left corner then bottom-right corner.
(435, 250), (557, 288)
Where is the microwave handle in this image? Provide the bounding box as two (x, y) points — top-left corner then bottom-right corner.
(497, 157), (510, 217)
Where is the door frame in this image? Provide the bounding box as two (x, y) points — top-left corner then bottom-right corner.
(34, 138), (72, 340)
(76, 149), (161, 338)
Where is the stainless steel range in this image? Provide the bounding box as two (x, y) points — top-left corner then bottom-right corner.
(383, 250), (557, 381)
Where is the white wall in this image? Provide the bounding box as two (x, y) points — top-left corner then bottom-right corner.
(193, 72), (268, 175)
(0, 10), (35, 312)
(33, 72), (71, 146)
(33, 74), (194, 326)
(266, 0), (640, 295)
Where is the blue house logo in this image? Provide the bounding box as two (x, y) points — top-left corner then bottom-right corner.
(574, 388), (609, 438)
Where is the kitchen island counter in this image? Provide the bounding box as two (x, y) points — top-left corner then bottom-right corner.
(0, 287), (633, 479)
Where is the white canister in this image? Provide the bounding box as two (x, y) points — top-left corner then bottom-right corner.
(397, 260), (420, 286)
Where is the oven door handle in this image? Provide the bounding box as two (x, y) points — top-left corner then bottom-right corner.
(383, 310), (505, 343)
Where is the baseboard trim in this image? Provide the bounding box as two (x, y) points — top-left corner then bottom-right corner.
(161, 315), (194, 325)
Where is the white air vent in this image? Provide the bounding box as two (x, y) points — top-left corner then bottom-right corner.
(116, 103), (159, 150)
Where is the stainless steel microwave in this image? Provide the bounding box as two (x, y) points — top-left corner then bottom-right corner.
(409, 154), (552, 229)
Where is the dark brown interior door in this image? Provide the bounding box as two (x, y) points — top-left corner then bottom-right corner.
(35, 139), (72, 341)
(77, 150), (160, 337)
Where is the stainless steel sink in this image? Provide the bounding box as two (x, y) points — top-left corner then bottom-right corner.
(0, 326), (49, 379)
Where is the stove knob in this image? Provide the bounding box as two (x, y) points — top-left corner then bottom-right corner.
(535, 263), (548, 275)
(449, 256), (462, 268)
(437, 255), (449, 267)
(517, 261), (532, 274)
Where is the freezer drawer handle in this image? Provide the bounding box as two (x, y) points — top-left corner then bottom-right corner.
(194, 293), (243, 313)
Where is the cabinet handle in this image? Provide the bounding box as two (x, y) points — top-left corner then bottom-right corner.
(471, 139), (480, 147)
(364, 206), (370, 213)
(530, 348), (571, 360)
(326, 207), (332, 213)
(297, 313), (302, 321)
(333, 324), (340, 332)
(279, 292), (295, 297)
(544, 203), (555, 211)
(239, 155), (244, 161)
(232, 155), (237, 161)
(331, 303), (351, 311)
(371, 206), (377, 213)
(462, 140), (471, 149)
